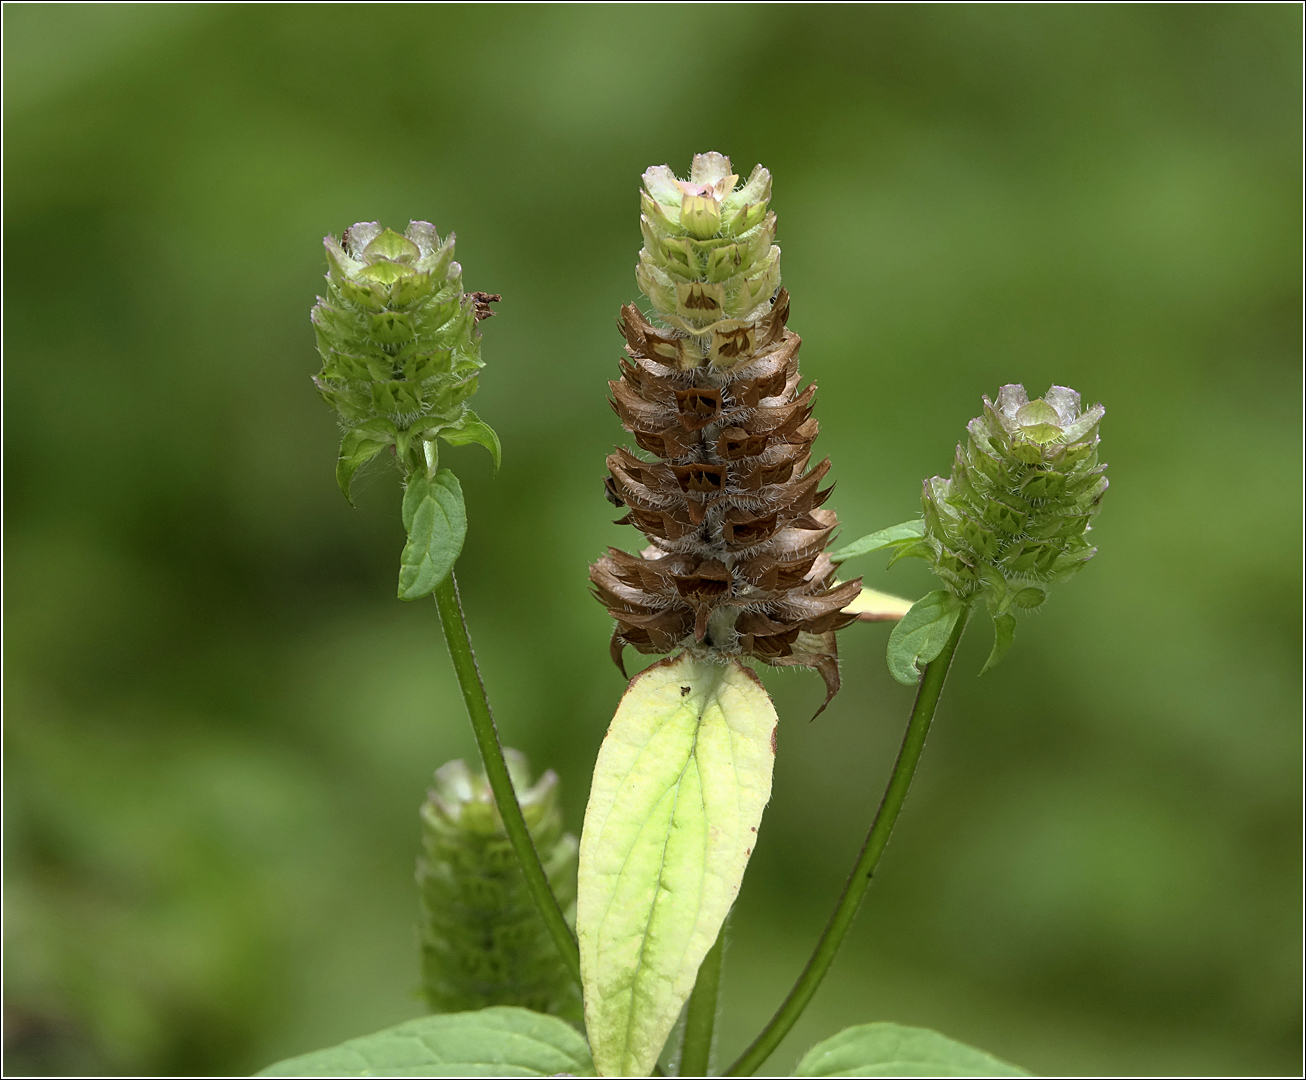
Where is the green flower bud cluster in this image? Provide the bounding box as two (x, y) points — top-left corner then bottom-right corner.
(921, 384), (1107, 609)
(837, 383), (1108, 682)
(416, 752), (581, 1022)
(637, 152), (780, 365)
(311, 221), (500, 500)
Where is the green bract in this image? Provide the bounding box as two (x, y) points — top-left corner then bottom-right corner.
(311, 220), (500, 499)
(636, 152), (779, 363)
(418, 753), (581, 1022)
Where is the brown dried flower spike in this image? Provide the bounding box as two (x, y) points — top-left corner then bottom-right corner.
(590, 153), (861, 712)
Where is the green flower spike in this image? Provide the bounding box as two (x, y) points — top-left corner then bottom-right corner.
(924, 383), (1107, 598)
(311, 221), (502, 598)
(417, 751), (581, 1023)
(833, 384), (1107, 682)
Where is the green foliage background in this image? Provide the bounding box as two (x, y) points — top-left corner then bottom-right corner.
(3, 5), (1300, 1076)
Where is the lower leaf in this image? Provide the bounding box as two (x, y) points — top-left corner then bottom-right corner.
(793, 1022), (1031, 1077)
(398, 468), (467, 600)
(886, 590), (963, 685)
(254, 1006), (595, 1077)
(577, 653), (777, 1077)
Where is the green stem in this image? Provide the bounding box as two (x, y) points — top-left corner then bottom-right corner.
(681, 926), (726, 1077)
(433, 571), (582, 987)
(725, 608), (970, 1076)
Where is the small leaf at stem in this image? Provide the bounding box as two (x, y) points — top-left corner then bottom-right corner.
(398, 469), (467, 600)
(335, 420), (396, 502)
(578, 653), (776, 1078)
(254, 1005), (596, 1077)
(886, 590), (963, 685)
(793, 1022), (1030, 1077)
(885, 538), (931, 569)
(980, 611), (1017, 675)
(828, 520), (925, 564)
(441, 409), (502, 471)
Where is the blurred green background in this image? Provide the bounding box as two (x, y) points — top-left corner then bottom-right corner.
(3, 4), (1300, 1076)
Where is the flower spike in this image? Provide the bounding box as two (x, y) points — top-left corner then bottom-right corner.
(591, 154), (860, 711)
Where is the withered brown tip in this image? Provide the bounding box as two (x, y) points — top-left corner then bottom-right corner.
(468, 291), (501, 321)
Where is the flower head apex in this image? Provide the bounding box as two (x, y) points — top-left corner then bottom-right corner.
(635, 152), (780, 334)
(984, 384), (1105, 454)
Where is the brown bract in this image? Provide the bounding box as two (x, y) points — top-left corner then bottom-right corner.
(590, 289), (861, 714)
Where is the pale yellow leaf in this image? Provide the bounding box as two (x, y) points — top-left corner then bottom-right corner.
(577, 653), (776, 1077)
(842, 585), (914, 622)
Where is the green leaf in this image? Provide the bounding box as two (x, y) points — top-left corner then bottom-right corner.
(336, 421), (396, 502)
(793, 1022), (1031, 1077)
(577, 653), (777, 1078)
(884, 538), (931, 569)
(440, 409), (502, 472)
(980, 612), (1017, 675)
(398, 469), (466, 600)
(254, 1006), (595, 1077)
(828, 520), (925, 564)
(886, 590), (963, 686)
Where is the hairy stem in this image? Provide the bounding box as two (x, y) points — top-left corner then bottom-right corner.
(433, 571), (582, 986)
(725, 609), (970, 1076)
(681, 926), (726, 1076)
